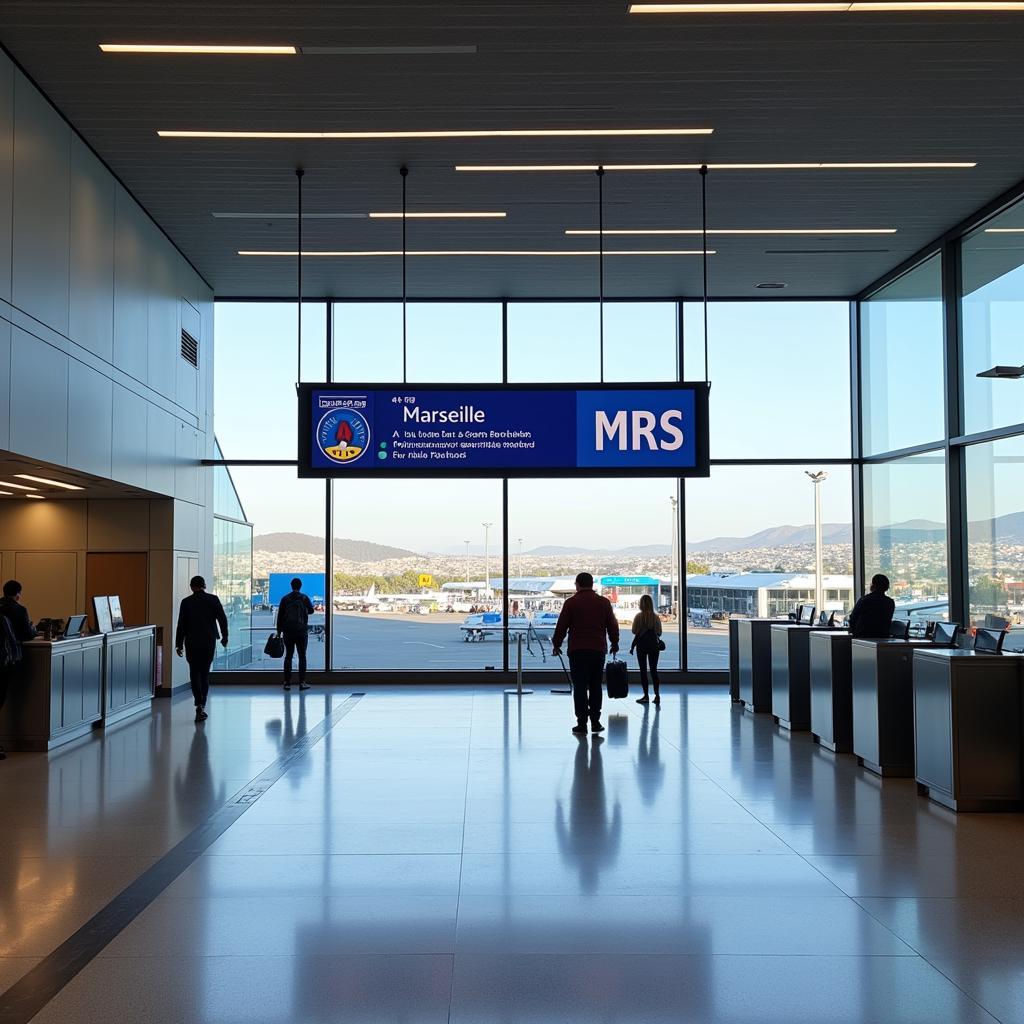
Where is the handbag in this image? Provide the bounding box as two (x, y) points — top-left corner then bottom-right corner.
(264, 633), (284, 658)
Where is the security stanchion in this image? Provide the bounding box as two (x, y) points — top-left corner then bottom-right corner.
(551, 650), (572, 694)
(504, 633), (533, 695)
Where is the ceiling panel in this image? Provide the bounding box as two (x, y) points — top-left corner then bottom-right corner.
(1, 0), (1022, 297)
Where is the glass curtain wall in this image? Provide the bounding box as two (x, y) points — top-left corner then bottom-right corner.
(212, 297), (856, 674)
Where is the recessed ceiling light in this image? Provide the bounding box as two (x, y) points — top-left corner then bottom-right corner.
(984, 227), (1024, 233)
(238, 249), (715, 257)
(25, 494), (46, 500)
(160, 127), (713, 140)
(0, 491), (12, 497)
(14, 474), (85, 490)
(756, 281), (788, 289)
(0, 480), (38, 491)
(850, 1), (1024, 7)
(630, 2), (849, 10)
(368, 212), (507, 219)
(100, 44), (297, 54)
(566, 227), (896, 235)
(212, 212), (368, 219)
(456, 161), (975, 172)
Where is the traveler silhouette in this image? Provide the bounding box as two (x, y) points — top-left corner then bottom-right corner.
(175, 575), (228, 722)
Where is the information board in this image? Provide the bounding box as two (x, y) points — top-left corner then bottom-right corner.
(298, 382), (709, 478)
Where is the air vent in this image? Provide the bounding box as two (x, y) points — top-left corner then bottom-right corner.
(181, 329), (198, 368)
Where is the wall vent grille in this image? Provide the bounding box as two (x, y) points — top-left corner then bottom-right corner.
(181, 329), (198, 368)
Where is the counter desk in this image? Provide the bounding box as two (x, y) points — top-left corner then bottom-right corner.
(851, 638), (948, 777)
(0, 635), (104, 751)
(103, 625), (156, 725)
(913, 648), (1024, 812)
(809, 630), (853, 752)
(770, 623), (835, 731)
(728, 618), (741, 702)
(736, 618), (788, 714)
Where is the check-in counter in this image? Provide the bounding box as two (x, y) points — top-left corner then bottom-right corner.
(809, 630), (853, 752)
(0, 635), (104, 751)
(851, 638), (948, 777)
(728, 618), (741, 702)
(103, 626), (156, 725)
(737, 618), (787, 714)
(771, 623), (834, 731)
(913, 648), (1024, 812)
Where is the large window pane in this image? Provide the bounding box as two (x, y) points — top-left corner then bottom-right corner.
(861, 255), (945, 454)
(864, 452), (949, 626)
(214, 302), (327, 459)
(213, 468), (326, 673)
(685, 465), (854, 669)
(962, 201), (1024, 436)
(683, 302), (852, 459)
(333, 302), (403, 382)
(507, 478), (681, 671)
(407, 303), (502, 382)
(603, 302), (678, 382)
(966, 435), (1024, 646)
(331, 479), (503, 671)
(508, 303), (600, 383)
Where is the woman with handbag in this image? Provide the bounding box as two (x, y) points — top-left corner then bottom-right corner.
(629, 594), (665, 705)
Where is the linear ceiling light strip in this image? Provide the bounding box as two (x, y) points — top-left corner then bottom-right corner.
(100, 43), (297, 53)
(565, 227), (896, 235)
(296, 167), (304, 388)
(628, 2), (1024, 11)
(238, 249), (716, 257)
(158, 127), (713, 139)
(455, 162), (975, 171)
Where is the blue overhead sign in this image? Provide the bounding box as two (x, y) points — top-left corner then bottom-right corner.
(298, 383), (709, 478)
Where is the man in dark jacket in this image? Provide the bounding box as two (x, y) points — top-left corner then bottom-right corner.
(848, 574), (896, 639)
(175, 576), (228, 722)
(552, 572), (620, 735)
(0, 580), (37, 760)
(276, 577), (314, 691)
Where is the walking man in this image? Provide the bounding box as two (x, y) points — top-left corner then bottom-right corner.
(276, 577), (314, 691)
(175, 576), (228, 722)
(0, 580), (37, 760)
(552, 572), (620, 735)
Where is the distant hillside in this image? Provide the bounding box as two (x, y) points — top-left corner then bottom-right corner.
(254, 533), (418, 560)
(527, 544), (672, 557)
(968, 510), (1024, 544)
(688, 523), (852, 553)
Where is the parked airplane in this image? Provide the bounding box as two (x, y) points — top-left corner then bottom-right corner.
(460, 611), (560, 643)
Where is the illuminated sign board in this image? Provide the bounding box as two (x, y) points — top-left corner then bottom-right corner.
(298, 383), (709, 478)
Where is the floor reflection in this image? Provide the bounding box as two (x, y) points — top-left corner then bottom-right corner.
(555, 736), (621, 894)
(635, 706), (664, 807)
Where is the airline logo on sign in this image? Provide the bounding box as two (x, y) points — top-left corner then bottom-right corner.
(576, 389), (697, 469)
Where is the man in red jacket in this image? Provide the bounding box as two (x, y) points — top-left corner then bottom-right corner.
(552, 573), (620, 735)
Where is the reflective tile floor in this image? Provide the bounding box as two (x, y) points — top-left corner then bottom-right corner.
(3, 686), (1024, 1022)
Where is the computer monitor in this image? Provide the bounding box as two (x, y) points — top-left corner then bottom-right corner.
(792, 604), (803, 622)
(974, 628), (1006, 654)
(62, 614), (87, 639)
(108, 595), (124, 630)
(889, 619), (910, 640)
(799, 605), (816, 625)
(932, 621), (959, 645)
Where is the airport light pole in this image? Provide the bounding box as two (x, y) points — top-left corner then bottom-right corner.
(464, 540), (471, 585)
(805, 472), (829, 620)
(669, 494), (678, 616)
(482, 522), (493, 601)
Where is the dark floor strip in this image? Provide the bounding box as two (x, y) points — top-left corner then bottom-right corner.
(0, 692), (366, 1024)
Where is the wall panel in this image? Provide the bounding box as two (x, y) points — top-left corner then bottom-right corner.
(11, 70), (70, 335)
(0, 53), (13, 303)
(147, 229), (177, 398)
(10, 326), (68, 465)
(111, 383), (147, 487)
(67, 358), (113, 478)
(147, 403), (175, 495)
(112, 186), (149, 385)
(69, 136), (115, 362)
(13, 551), (78, 619)
(0, 317), (10, 450)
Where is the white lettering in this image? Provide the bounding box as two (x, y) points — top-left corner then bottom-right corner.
(659, 410), (684, 450)
(631, 410), (657, 450)
(595, 410), (628, 451)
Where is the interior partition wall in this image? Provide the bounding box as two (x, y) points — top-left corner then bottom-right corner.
(210, 297), (853, 680)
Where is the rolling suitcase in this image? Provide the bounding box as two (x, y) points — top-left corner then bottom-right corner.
(605, 655), (629, 699)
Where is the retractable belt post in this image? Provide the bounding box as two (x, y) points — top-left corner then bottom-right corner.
(504, 633), (533, 696)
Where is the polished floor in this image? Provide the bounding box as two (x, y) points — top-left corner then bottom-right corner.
(2, 686), (1024, 1023)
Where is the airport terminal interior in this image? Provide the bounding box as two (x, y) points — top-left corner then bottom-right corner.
(2, 2), (1024, 1021)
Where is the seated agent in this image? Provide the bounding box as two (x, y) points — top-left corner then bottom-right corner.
(552, 572), (620, 735)
(0, 580), (37, 761)
(175, 576), (228, 723)
(276, 577), (314, 691)
(848, 573), (896, 639)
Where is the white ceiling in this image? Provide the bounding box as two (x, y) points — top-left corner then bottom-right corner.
(3, 0), (1024, 297)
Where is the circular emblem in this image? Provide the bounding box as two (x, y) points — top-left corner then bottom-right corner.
(317, 407), (370, 464)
